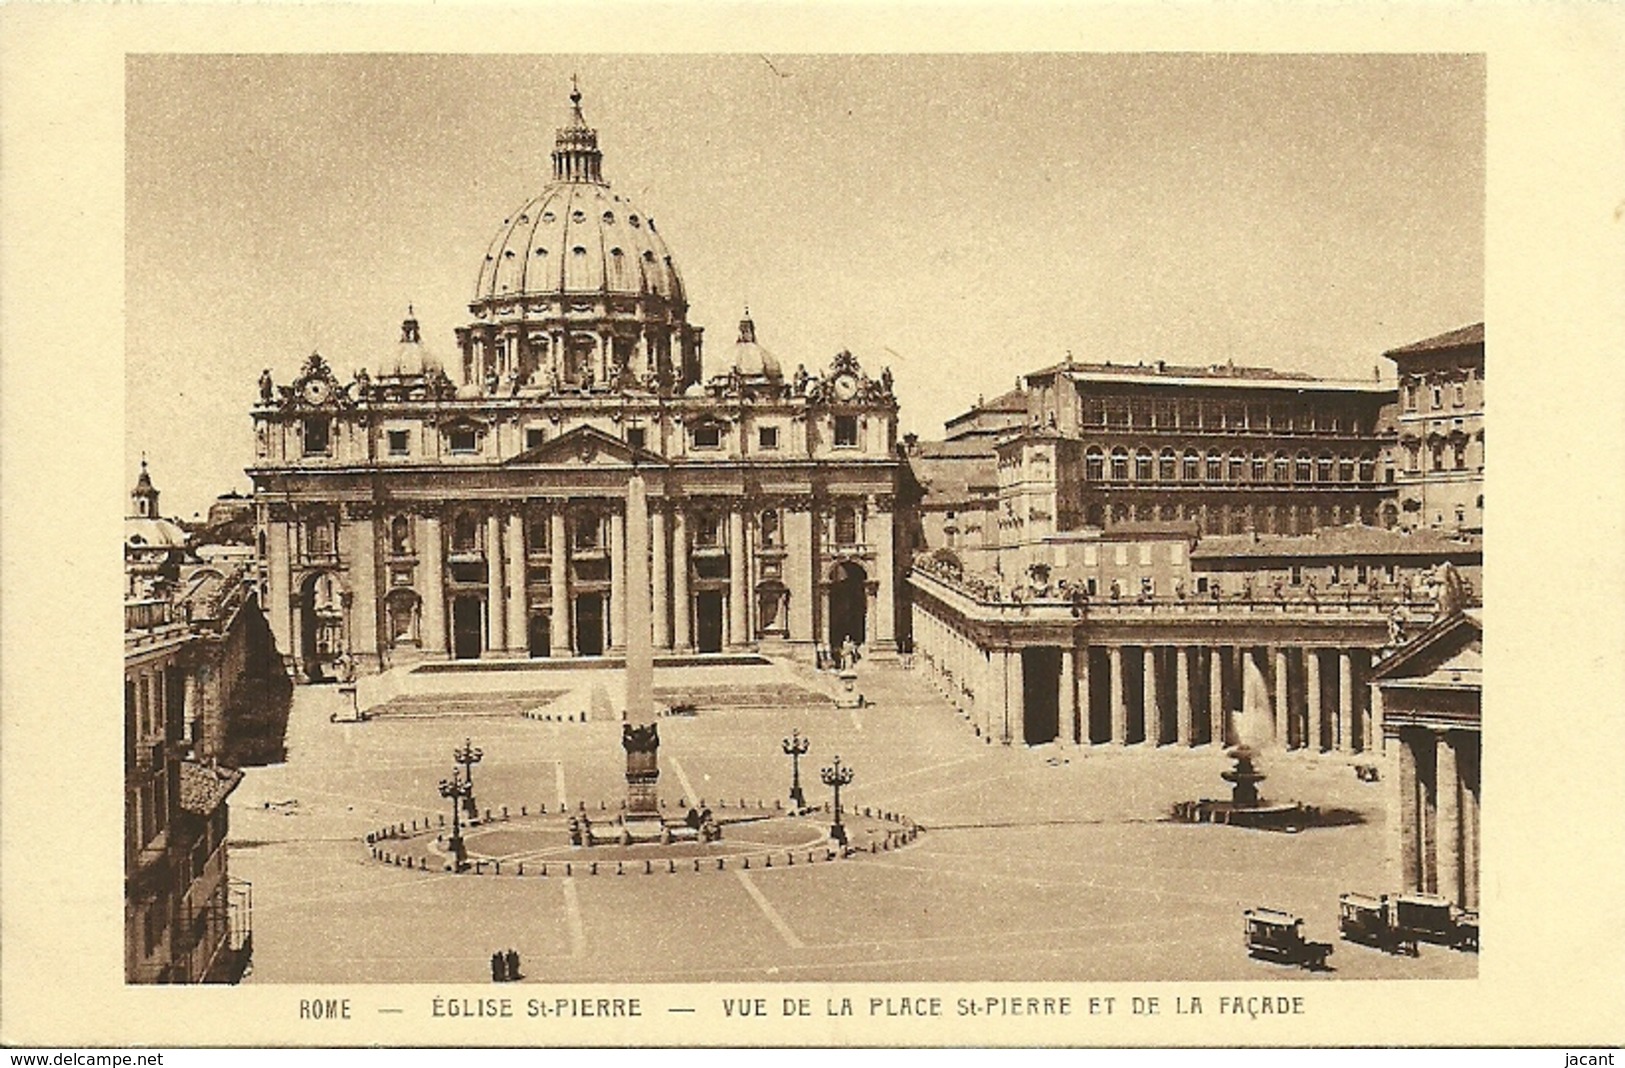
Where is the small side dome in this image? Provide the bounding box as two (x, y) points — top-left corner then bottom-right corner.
(378, 306), (444, 378)
(728, 308), (782, 379)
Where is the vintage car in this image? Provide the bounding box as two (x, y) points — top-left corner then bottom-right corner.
(1243, 908), (1334, 969)
(1394, 893), (1478, 951)
(1337, 892), (1418, 956)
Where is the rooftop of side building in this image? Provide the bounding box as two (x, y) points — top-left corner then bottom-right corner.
(1191, 523), (1481, 561)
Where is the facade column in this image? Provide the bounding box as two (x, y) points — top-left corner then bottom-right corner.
(1209, 646), (1226, 746)
(504, 510), (527, 655)
(1142, 646), (1161, 745)
(1337, 650), (1355, 753)
(671, 509), (691, 651)
(1273, 646), (1291, 748)
(1436, 730), (1463, 908)
(870, 498), (896, 651)
(1057, 645), (1076, 746)
(1175, 645), (1193, 747)
(266, 516), (293, 667)
(548, 507), (569, 656)
(485, 512), (505, 654)
(609, 507), (625, 652)
(420, 513), (446, 656)
(728, 509), (748, 647)
(344, 512), (378, 668)
(1306, 648), (1324, 751)
(786, 506), (814, 650)
(650, 504), (670, 649)
(1110, 645), (1128, 745)
(1365, 651), (1382, 753)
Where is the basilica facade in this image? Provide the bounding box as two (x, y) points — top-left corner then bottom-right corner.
(249, 89), (902, 681)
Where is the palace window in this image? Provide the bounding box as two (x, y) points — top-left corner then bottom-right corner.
(302, 417), (331, 456)
(1273, 453), (1290, 483)
(1431, 439), (1447, 470)
(1290, 565), (1303, 586)
(526, 511), (550, 553)
(759, 509), (780, 548)
(758, 425), (780, 450)
(1135, 448), (1153, 481)
(387, 429), (410, 456)
(1432, 385), (1443, 410)
(574, 513), (602, 551)
(692, 423), (722, 450)
(1111, 448), (1129, 481)
(1317, 455), (1334, 482)
(305, 517), (336, 558)
(389, 515), (412, 556)
(1251, 452), (1267, 482)
(1227, 451), (1245, 482)
(1453, 438), (1468, 470)
(626, 427), (647, 451)
(1454, 382), (1466, 407)
(1295, 452), (1312, 482)
(448, 427), (479, 454)
(1359, 455), (1376, 482)
(1206, 452), (1222, 481)
(1404, 383), (1418, 411)
(1182, 451), (1199, 481)
(1339, 456), (1354, 482)
(525, 427), (546, 450)
(1085, 447), (1105, 481)
(1158, 448), (1177, 481)
(834, 416), (859, 448)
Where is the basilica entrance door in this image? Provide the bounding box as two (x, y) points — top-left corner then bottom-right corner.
(527, 612), (550, 659)
(575, 594), (604, 657)
(827, 561), (868, 651)
(695, 591), (724, 653)
(451, 596), (484, 660)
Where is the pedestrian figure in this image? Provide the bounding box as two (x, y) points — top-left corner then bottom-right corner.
(491, 952), (504, 983)
(504, 949), (521, 982)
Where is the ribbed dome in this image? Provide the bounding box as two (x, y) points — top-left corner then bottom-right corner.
(474, 183), (684, 305)
(730, 310), (782, 379)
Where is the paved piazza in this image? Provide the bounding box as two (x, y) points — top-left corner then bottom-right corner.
(229, 661), (1475, 984)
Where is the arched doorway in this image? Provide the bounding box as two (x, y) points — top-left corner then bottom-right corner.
(756, 580), (789, 639)
(298, 570), (346, 682)
(827, 561), (867, 651)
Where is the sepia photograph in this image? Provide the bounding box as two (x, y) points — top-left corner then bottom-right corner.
(121, 52), (1485, 987)
(4, 5), (1623, 1048)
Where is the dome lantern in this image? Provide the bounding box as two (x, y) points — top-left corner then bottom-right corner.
(552, 77), (604, 184)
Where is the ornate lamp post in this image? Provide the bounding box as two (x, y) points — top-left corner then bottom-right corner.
(820, 755), (854, 846)
(453, 738), (483, 818)
(782, 728), (810, 810)
(438, 771), (472, 871)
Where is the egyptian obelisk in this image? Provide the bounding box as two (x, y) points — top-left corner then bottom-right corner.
(620, 468), (661, 833)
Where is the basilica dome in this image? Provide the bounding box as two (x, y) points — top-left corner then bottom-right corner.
(472, 90), (685, 308)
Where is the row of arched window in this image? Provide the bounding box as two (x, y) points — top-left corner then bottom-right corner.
(1082, 446), (1377, 485)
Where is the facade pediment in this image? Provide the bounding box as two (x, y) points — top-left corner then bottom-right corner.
(504, 424), (665, 468)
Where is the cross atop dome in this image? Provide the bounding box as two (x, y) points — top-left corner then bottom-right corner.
(553, 79), (603, 183)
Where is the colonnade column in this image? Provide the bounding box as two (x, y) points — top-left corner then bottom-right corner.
(608, 507), (625, 652)
(1436, 730), (1463, 907)
(1209, 646), (1226, 747)
(485, 513), (506, 654)
(548, 508), (569, 657)
(265, 515), (293, 665)
(1175, 646), (1193, 747)
(1003, 648), (1021, 745)
(870, 498), (896, 651)
(1142, 646), (1161, 745)
(1273, 647), (1291, 746)
(421, 513), (446, 656)
(1058, 646), (1076, 746)
(671, 509), (691, 651)
(728, 510), (748, 648)
(1366, 651), (1382, 753)
(344, 508), (378, 668)
(1306, 649), (1324, 751)
(1337, 650), (1355, 752)
(1110, 646), (1129, 746)
(504, 511), (527, 655)
(650, 505), (670, 649)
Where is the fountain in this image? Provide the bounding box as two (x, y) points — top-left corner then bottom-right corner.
(1220, 744), (1266, 807)
(1171, 715), (1323, 832)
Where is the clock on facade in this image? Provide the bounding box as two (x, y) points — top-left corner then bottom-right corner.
(302, 378), (333, 406)
(832, 373), (859, 401)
